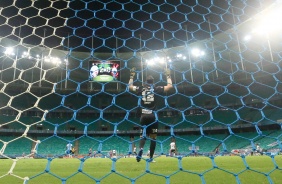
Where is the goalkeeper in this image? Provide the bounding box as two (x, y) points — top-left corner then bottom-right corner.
(128, 68), (173, 162)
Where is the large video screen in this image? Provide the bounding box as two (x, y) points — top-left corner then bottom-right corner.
(89, 60), (120, 82)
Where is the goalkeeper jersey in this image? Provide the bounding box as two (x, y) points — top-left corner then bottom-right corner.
(135, 85), (164, 114)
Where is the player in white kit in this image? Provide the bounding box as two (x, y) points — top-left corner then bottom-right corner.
(170, 141), (176, 156)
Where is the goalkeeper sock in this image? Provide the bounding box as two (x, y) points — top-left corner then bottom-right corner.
(139, 138), (146, 149)
(149, 140), (156, 159)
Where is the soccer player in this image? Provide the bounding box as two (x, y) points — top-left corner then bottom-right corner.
(170, 141), (176, 157)
(129, 68), (173, 162)
(215, 147), (219, 155)
(66, 142), (73, 158)
(88, 148), (92, 157)
(71, 147), (76, 156)
(93, 150), (97, 157)
(112, 149), (116, 158)
(133, 146), (137, 155)
(256, 143), (263, 155)
(147, 150), (150, 157)
(128, 146), (137, 158)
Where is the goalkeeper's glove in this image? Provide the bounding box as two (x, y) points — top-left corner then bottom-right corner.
(130, 67), (136, 79)
(164, 68), (171, 79)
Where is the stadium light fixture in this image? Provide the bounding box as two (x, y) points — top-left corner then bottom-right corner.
(157, 57), (165, 64)
(148, 54), (187, 64)
(44, 56), (51, 62)
(176, 53), (182, 58)
(167, 56), (172, 63)
(145, 57), (166, 66)
(64, 58), (68, 65)
(52, 57), (61, 65)
(22, 51), (28, 57)
(176, 53), (187, 60)
(191, 48), (205, 57)
(4, 47), (15, 56)
(145, 59), (154, 66)
(253, 8), (282, 35)
(21, 51), (32, 59)
(243, 34), (252, 41)
(44, 56), (62, 65)
(249, 7), (282, 62)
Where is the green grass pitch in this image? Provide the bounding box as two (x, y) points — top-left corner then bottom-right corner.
(0, 156), (282, 184)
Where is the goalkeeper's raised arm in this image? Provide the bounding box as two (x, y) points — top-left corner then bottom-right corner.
(128, 67), (136, 91)
(163, 68), (173, 92)
(128, 67), (173, 92)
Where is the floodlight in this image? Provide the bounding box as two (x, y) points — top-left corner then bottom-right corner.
(167, 57), (172, 62)
(44, 56), (51, 62)
(176, 53), (182, 58)
(22, 51), (30, 58)
(191, 48), (205, 57)
(146, 59), (154, 66)
(244, 35), (252, 41)
(175, 53), (187, 60)
(4, 47), (15, 56)
(157, 57), (165, 63)
(64, 59), (69, 65)
(253, 8), (282, 34)
(147, 60), (154, 66)
(153, 57), (159, 62)
(52, 57), (61, 64)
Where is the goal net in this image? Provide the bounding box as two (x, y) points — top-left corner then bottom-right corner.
(0, 0), (281, 183)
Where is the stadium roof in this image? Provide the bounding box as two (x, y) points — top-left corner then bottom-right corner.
(0, 0), (277, 52)
(0, 0), (281, 94)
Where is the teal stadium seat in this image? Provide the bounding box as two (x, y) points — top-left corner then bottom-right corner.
(79, 135), (131, 155)
(1, 136), (32, 156)
(36, 136), (75, 156)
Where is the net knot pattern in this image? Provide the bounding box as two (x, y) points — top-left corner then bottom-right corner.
(0, 0), (282, 183)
